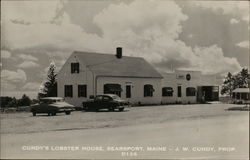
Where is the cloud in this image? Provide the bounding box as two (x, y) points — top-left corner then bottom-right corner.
(230, 18), (239, 24)
(2, 0), (242, 77)
(190, 45), (241, 75)
(18, 61), (40, 68)
(1, 0), (62, 24)
(1, 50), (11, 58)
(92, 1), (241, 74)
(188, 34), (193, 38)
(0, 82), (17, 91)
(236, 41), (249, 49)
(18, 54), (38, 61)
(1, 69), (27, 83)
(192, 1), (249, 22)
(22, 82), (41, 91)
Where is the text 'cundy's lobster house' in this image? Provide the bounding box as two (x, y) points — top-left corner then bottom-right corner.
(57, 47), (220, 107)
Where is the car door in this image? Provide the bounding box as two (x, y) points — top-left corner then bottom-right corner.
(102, 96), (112, 108)
(94, 95), (103, 110)
(36, 101), (48, 113)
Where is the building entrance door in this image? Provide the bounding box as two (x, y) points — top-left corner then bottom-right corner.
(126, 85), (131, 98)
(197, 86), (219, 103)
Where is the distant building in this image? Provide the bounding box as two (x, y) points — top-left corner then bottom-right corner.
(232, 88), (250, 104)
(58, 49), (220, 107)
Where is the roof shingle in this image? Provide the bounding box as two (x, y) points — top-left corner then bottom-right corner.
(73, 51), (163, 78)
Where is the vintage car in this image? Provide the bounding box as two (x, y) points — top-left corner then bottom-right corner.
(82, 94), (130, 112)
(30, 97), (75, 116)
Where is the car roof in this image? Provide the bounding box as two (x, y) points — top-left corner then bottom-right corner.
(40, 97), (64, 100)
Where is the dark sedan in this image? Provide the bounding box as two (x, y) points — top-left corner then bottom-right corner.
(82, 94), (130, 112)
(30, 97), (75, 116)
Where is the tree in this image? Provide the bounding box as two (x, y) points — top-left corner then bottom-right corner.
(38, 61), (57, 98)
(0, 96), (13, 108)
(221, 68), (249, 97)
(235, 68), (249, 88)
(221, 72), (235, 97)
(7, 97), (18, 108)
(18, 94), (31, 106)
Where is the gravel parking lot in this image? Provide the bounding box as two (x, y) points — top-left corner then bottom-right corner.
(0, 103), (247, 134)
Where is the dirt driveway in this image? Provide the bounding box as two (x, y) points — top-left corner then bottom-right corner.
(0, 104), (247, 134)
(0, 104), (249, 159)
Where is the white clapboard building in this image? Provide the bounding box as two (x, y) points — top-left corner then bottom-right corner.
(58, 48), (220, 107)
(161, 70), (220, 104)
(57, 48), (163, 107)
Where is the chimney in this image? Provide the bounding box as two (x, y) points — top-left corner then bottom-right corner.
(116, 47), (122, 59)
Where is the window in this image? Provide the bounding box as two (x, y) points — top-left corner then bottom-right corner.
(186, 87), (196, 96)
(232, 93), (236, 98)
(104, 84), (122, 97)
(241, 93), (248, 100)
(78, 85), (87, 97)
(103, 96), (111, 101)
(71, 63), (79, 73)
(236, 93), (240, 99)
(144, 84), (154, 97)
(126, 85), (131, 98)
(64, 85), (73, 97)
(162, 87), (173, 97)
(95, 95), (102, 101)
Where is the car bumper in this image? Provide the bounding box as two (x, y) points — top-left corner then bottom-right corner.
(58, 108), (74, 112)
(116, 103), (131, 109)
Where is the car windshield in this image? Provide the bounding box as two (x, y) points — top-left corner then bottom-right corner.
(111, 95), (121, 100)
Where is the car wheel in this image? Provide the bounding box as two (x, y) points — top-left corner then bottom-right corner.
(85, 106), (89, 111)
(109, 107), (114, 112)
(119, 108), (124, 112)
(65, 111), (71, 115)
(51, 112), (56, 116)
(32, 112), (36, 116)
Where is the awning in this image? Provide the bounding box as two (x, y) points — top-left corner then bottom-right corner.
(104, 84), (123, 92)
(232, 88), (249, 93)
(145, 85), (155, 92)
(187, 87), (196, 92)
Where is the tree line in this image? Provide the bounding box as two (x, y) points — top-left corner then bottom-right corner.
(1, 62), (57, 108)
(0, 94), (36, 108)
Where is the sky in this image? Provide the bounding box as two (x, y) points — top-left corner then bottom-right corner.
(1, 0), (249, 99)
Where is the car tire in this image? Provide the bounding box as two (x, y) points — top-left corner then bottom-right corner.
(65, 111), (71, 115)
(119, 108), (124, 112)
(51, 112), (56, 116)
(109, 107), (114, 112)
(85, 106), (89, 111)
(32, 112), (36, 116)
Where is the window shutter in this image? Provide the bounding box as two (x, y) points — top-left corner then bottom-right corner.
(70, 85), (73, 97)
(78, 85), (80, 97)
(64, 85), (67, 97)
(76, 63), (79, 73)
(71, 63), (74, 73)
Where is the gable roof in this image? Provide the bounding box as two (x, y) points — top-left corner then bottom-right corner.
(232, 88), (249, 93)
(72, 51), (163, 78)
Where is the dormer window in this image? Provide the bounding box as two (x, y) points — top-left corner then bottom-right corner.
(71, 62), (79, 73)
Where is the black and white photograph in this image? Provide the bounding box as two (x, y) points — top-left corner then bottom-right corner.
(0, 0), (249, 159)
